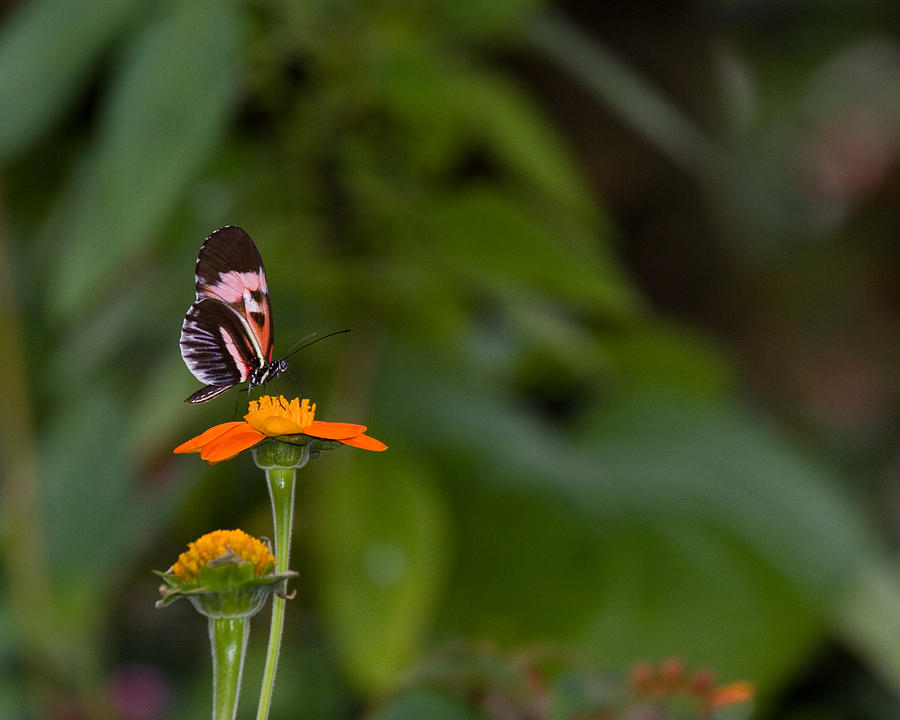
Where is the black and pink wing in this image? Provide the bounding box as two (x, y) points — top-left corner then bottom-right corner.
(180, 299), (261, 403)
(193, 226), (274, 362)
(180, 226), (274, 403)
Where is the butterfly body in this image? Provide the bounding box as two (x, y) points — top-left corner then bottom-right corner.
(180, 226), (284, 404)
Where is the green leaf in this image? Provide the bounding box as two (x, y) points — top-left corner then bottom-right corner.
(0, 674), (26, 720)
(427, 185), (635, 316)
(382, 349), (873, 600)
(528, 11), (722, 180)
(41, 390), (171, 588)
(587, 394), (875, 600)
(374, 51), (595, 214)
(312, 452), (450, 695)
(450, 71), (594, 216)
(601, 321), (736, 401)
(374, 348), (875, 689)
(369, 690), (479, 720)
(366, 37), (469, 175)
(437, 0), (541, 40)
(434, 471), (610, 644)
(0, 0), (141, 159)
(836, 561), (900, 689)
(45, 0), (242, 320)
(577, 520), (820, 689)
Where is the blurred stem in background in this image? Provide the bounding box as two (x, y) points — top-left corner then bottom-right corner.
(0, 179), (111, 719)
(528, 9), (725, 181)
(0, 181), (63, 713)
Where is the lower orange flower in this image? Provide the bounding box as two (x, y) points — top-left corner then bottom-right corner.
(174, 395), (387, 464)
(708, 681), (755, 709)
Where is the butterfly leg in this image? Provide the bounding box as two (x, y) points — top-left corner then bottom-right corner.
(232, 384), (252, 420)
(232, 386), (241, 419)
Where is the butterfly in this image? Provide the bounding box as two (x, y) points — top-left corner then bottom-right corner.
(180, 226), (288, 403)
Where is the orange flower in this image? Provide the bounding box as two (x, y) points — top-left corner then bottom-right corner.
(708, 680), (754, 709)
(174, 395), (387, 463)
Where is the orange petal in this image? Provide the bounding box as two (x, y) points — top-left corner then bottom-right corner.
(340, 433), (388, 451)
(304, 421), (368, 440)
(173, 422), (246, 454)
(709, 681), (754, 708)
(201, 426), (265, 463)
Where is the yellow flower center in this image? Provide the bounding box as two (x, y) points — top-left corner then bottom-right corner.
(172, 529), (274, 582)
(244, 395), (317, 436)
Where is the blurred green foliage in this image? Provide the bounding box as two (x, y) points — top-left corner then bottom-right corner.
(0, 0), (898, 719)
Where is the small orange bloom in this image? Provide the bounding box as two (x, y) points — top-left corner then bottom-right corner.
(708, 681), (754, 709)
(172, 529), (274, 582)
(174, 395), (387, 463)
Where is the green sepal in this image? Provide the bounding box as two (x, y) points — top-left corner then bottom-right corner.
(253, 437), (308, 468)
(278, 434), (342, 452)
(289, 435), (342, 462)
(252, 436), (343, 468)
(155, 550), (297, 618)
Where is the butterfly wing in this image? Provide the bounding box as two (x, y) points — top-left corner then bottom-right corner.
(181, 297), (268, 403)
(193, 226), (274, 363)
(180, 226), (277, 403)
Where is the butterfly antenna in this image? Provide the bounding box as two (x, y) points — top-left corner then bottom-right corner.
(282, 332), (317, 358)
(282, 328), (351, 360)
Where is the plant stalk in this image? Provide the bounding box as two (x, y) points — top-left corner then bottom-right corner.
(210, 616), (251, 720)
(255, 454), (304, 720)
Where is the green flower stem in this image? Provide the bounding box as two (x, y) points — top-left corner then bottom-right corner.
(254, 439), (309, 720)
(210, 617), (251, 720)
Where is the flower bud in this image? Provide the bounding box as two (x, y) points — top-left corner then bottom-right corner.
(156, 529), (296, 619)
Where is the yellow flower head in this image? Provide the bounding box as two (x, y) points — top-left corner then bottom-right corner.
(245, 396), (316, 435)
(157, 528), (293, 617)
(172, 529), (274, 582)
